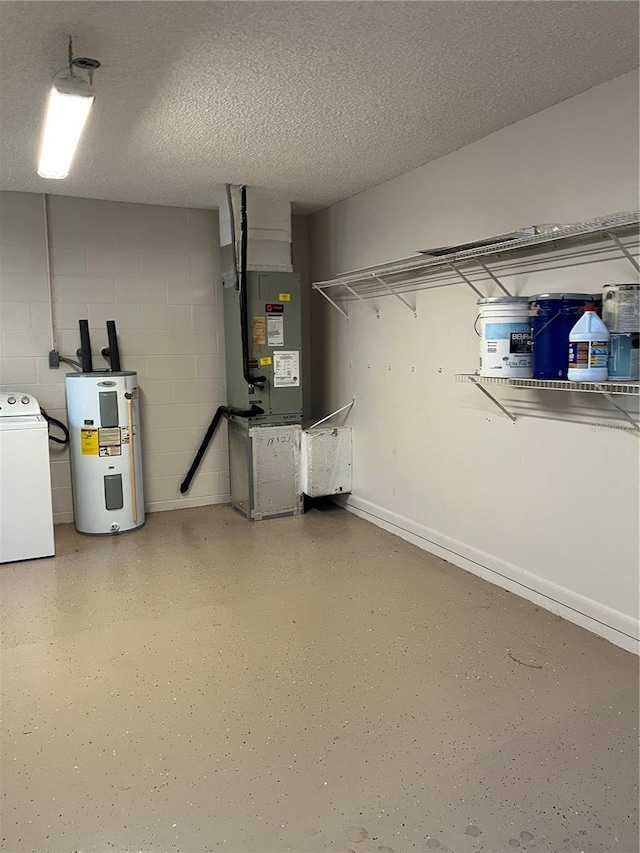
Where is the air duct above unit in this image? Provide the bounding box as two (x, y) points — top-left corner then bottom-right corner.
(219, 187), (293, 285)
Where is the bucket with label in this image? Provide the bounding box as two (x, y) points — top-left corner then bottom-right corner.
(608, 333), (640, 381)
(528, 293), (596, 380)
(476, 297), (532, 378)
(603, 285), (640, 381)
(602, 284), (640, 334)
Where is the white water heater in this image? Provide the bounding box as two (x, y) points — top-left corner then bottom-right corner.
(65, 372), (144, 534)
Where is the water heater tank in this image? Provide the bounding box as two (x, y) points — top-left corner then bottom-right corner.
(65, 372), (144, 534)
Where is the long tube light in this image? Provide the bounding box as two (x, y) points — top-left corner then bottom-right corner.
(37, 75), (95, 179)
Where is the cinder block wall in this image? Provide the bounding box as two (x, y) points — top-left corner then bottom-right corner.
(0, 191), (228, 523)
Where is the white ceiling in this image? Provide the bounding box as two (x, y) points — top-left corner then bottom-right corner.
(0, 1), (637, 213)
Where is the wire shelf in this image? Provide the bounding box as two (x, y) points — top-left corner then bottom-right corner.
(455, 375), (640, 396)
(312, 210), (640, 316)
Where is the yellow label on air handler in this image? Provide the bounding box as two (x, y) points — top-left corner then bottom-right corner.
(259, 357), (272, 366)
(81, 428), (99, 455)
(278, 293), (291, 302)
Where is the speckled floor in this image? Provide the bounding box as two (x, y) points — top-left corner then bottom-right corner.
(1, 504), (637, 853)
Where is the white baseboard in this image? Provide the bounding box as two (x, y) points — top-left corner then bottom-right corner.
(146, 494), (230, 514)
(53, 496), (231, 526)
(335, 494), (639, 655)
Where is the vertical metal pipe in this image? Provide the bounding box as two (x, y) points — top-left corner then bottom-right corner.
(126, 392), (138, 522)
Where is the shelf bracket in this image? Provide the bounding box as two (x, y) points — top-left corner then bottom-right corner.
(447, 262), (484, 297)
(342, 282), (379, 319)
(594, 384), (640, 432)
(605, 231), (640, 274)
(468, 375), (517, 424)
(475, 258), (512, 297)
(373, 274), (417, 316)
(313, 284), (350, 320)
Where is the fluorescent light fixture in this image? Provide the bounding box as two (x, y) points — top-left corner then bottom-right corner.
(37, 76), (95, 179)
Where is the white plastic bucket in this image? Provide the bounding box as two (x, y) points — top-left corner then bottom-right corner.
(477, 297), (532, 378)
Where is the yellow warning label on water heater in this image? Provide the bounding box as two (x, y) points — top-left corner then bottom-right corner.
(278, 293), (291, 302)
(80, 428), (99, 456)
(259, 357), (272, 366)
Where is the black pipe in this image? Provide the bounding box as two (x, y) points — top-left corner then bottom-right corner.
(77, 319), (93, 373)
(180, 406), (228, 494)
(40, 406), (70, 445)
(101, 320), (122, 371)
(179, 403), (263, 495)
(239, 185), (266, 386)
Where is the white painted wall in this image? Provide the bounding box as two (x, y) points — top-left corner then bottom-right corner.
(0, 192), (227, 523)
(309, 71), (640, 652)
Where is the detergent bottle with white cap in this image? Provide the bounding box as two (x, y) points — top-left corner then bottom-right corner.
(567, 305), (610, 382)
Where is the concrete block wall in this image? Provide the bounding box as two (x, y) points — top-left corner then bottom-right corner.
(0, 191), (228, 523)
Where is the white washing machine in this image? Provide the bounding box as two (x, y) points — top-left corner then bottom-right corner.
(0, 392), (55, 563)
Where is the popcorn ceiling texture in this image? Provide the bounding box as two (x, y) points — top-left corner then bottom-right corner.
(0, 1), (637, 212)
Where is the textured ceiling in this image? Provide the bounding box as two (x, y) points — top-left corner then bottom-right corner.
(0, 1), (638, 212)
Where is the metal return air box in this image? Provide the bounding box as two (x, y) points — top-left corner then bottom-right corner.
(228, 419), (302, 520)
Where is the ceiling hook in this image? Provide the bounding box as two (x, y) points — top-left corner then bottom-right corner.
(67, 34), (101, 85)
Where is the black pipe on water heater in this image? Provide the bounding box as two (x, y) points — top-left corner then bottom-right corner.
(102, 320), (122, 371)
(77, 319), (93, 373)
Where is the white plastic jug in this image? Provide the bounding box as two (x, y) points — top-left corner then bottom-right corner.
(567, 306), (610, 382)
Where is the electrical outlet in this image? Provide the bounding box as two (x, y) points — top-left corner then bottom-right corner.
(49, 350), (60, 369)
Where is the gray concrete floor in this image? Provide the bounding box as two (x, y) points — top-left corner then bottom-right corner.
(1, 504), (637, 853)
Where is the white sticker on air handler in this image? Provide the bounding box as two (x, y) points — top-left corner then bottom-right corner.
(273, 351), (300, 387)
(267, 315), (284, 347)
